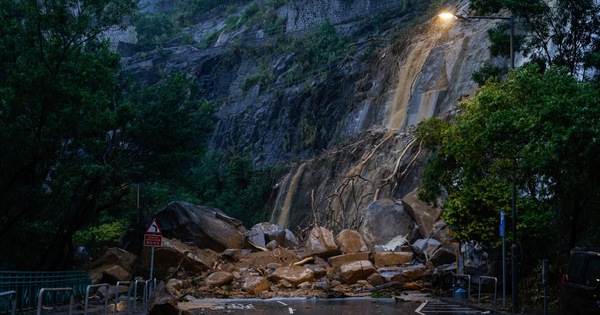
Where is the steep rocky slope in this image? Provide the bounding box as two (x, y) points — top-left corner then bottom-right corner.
(117, 0), (506, 231)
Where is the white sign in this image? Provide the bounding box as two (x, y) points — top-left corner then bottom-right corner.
(145, 218), (162, 234)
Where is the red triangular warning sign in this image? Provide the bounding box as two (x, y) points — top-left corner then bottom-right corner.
(145, 218), (162, 234)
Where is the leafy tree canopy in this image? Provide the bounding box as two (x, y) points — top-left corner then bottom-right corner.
(416, 64), (600, 255)
(468, 0), (600, 78)
(0, 0), (219, 269)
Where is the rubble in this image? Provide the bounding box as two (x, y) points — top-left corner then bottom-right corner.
(85, 217), (466, 312)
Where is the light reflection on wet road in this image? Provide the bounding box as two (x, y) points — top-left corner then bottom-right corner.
(181, 297), (488, 314)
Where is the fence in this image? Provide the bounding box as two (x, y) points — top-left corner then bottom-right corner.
(0, 271), (91, 312)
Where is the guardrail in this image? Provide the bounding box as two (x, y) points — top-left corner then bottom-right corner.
(478, 276), (498, 309)
(0, 271), (90, 311)
(0, 291), (17, 315)
(84, 284), (109, 315)
(36, 287), (73, 315)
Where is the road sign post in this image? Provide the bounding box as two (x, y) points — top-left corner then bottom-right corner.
(144, 218), (162, 280)
(500, 211), (506, 308)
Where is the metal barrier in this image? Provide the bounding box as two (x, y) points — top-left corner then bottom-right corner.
(453, 273), (472, 300)
(84, 284), (109, 315)
(142, 279), (156, 311)
(36, 287), (73, 315)
(114, 281), (135, 315)
(0, 271), (91, 311)
(0, 291), (17, 315)
(478, 276), (498, 309)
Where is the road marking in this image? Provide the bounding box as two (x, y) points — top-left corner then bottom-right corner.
(416, 300), (484, 314)
(276, 300), (294, 314)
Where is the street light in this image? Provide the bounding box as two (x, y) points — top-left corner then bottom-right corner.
(439, 11), (518, 312)
(438, 12), (514, 69)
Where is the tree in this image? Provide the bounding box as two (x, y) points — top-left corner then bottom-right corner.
(0, 0), (216, 269)
(416, 65), (600, 255)
(469, 0), (600, 77)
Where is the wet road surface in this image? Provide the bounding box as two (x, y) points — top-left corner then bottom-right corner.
(180, 297), (491, 314)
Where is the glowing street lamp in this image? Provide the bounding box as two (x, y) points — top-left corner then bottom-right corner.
(438, 11), (514, 69)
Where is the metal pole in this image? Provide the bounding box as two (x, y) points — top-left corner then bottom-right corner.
(150, 246), (155, 281)
(509, 17), (515, 70)
(502, 220), (506, 308)
(512, 175), (518, 312)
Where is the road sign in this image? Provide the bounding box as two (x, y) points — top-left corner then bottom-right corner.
(146, 218), (162, 234)
(499, 211), (505, 237)
(144, 234), (162, 247)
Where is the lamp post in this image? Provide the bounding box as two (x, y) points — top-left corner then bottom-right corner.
(439, 11), (518, 312)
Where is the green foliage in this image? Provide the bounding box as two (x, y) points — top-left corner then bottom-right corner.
(189, 152), (281, 226)
(74, 220), (128, 251)
(172, 0), (250, 28)
(0, 0), (136, 269)
(486, 23), (524, 60)
(469, 0), (600, 76)
(471, 63), (503, 86)
(416, 64), (600, 258)
(134, 13), (174, 50)
(276, 20), (349, 83)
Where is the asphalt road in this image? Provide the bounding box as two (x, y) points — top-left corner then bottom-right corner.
(179, 297), (492, 315)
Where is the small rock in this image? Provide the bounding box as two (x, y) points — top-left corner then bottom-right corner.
(367, 273), (385, 286)
(242, 276), (270, 295)
(206, 271), (234, 287)
(269, 266), (315, 287)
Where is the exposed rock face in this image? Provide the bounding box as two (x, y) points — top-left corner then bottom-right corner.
(277, 0), (417, 32)
(360, 199), (415, 247)
(154, 201), (247, 252)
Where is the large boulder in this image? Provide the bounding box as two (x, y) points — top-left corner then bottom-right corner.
(148, 281), (179, 315)
(373, 251), (413, 267)
(327, 252), (371, 274)
(336, 230), (368, 254)
(246, 223), (298, 249)
(360, 199), (415, 247)
(339, 260), (377, 284)
(153, 201), (247, 252)
(402, 189), (444, 238)
(412, 238), (442, 261)
(140, 238), (218, 273)
(86, 248), (137, 284)
(302, 227), (340, 258)
(235, 248), (300, 269)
